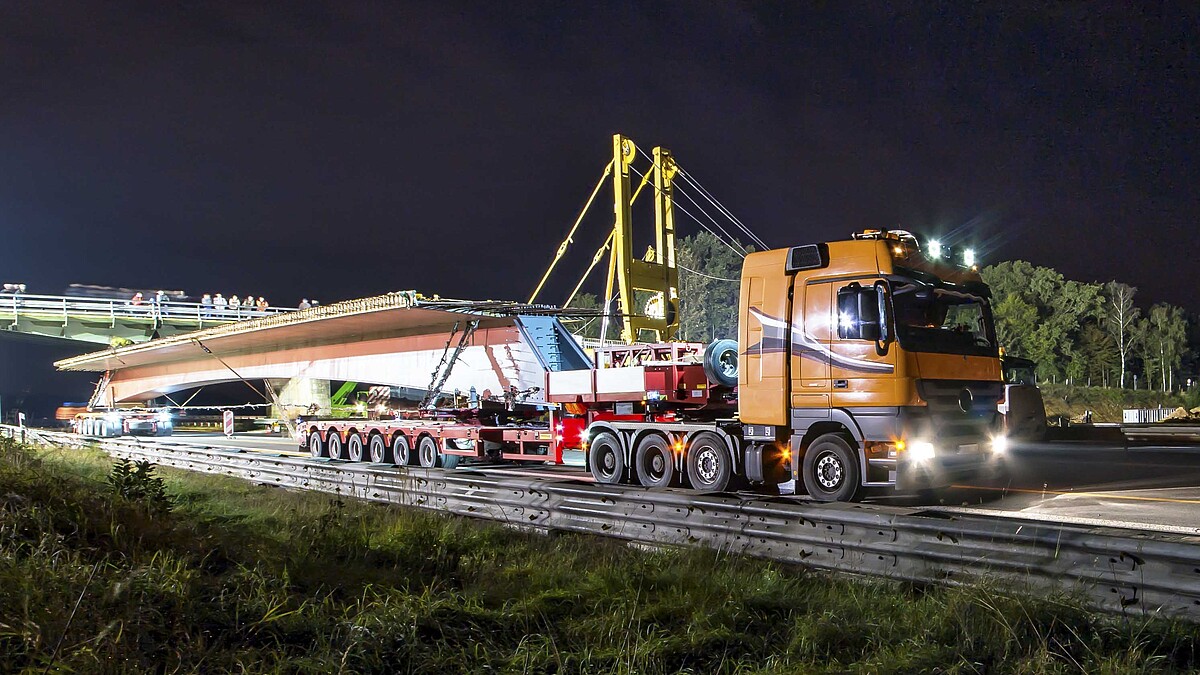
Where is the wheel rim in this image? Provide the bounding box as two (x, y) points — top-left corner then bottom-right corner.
(695, 446), (720, 483)
(309, 434), (322, 457)
(641, 447), (668, 483)
(348, 435), (363, 461)
(718, 350), (737, 378)
(814, 451), (844, 490)
(419, 438), (436, 467)
(328, 436), (342, 460)
(369, 436), (386, 463)
(393, 436), (409, 465)
(596, 444), (619, 480)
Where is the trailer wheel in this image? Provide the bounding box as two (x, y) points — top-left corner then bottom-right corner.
(347, 433), (365, 462)
(588, 431), (626, 484)
(368, 434), (390, 463)
(686, 431), (733, 491)
(392, 434), (412, 465)
(441, 453), (461, 470)
(308, 432), (325, 458)
(327, 433), (344, 460)
(634, 435), (675, 488)
(417, 435), (439, 468)
(801, 433), (860, 502)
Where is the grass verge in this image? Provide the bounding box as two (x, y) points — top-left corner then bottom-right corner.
(0, 437), (1196, 673)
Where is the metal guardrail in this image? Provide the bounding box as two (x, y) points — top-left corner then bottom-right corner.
(1122, 424), (1200, 443)
(3, 293), (294, 326)
(5, 425), (1200, 620)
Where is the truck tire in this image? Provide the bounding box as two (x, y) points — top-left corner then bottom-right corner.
(686, 431), (733, 491)
(703, 339), (739, 388)
(309, 432), (325, 458)
(802, 433), (861, 502)
(327, 433), (344, 460)
(392, 434), (412, 465)
(588, 431), (626, 484)
(441, 453), (461, 470)
(347, 433), (365, 462)
(368, 434), (390, 463)
(418, 435), (440, 468)
(634, 435), (675, 488)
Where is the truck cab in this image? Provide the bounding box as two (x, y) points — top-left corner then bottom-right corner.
(739, 230), (1006, 501)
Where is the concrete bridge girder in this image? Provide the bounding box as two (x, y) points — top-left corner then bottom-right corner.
(93, 326), (542, 406)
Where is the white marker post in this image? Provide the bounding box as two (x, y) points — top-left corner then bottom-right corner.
(223, 410), (234, 437)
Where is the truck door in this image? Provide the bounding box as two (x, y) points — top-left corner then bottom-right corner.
(791, 280), (832, 413)
(830, 277), (898, 407)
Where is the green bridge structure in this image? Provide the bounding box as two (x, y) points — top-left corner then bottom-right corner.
(2, 293), (294, 345)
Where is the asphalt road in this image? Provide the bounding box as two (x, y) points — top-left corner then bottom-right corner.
(162, 431), (1200, 536)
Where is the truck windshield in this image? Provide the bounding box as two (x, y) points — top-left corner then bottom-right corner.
(890, 278), (996, 357)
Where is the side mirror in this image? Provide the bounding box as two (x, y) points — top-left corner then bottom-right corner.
(837, 283), (885, 341)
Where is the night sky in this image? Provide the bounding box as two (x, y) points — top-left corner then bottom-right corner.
(2, 3), (1198, 407)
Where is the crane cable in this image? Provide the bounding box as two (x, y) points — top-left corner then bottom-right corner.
(628, 165), (746, 260)
(527, 160), (614, 304)
(628, 147), (758, 254)
(678, 166), (769, 250)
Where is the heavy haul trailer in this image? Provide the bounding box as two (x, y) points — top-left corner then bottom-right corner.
(301, 230), (1007, 502)
(554, 229), (1007, 501)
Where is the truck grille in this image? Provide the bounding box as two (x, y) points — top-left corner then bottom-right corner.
(916, 379), (1003, 451)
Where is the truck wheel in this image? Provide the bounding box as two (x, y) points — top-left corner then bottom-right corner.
(308, 432), (325, 458)
(368, 434), (390, 463)
(802, 433), (861, 502)
(418, 435), (440, 468)
(588, 431), (626, 484)
(327, 433), (344, 460)
(686, 431), (733, 491)
(634, 435), (675, 488)
(441, 453), (461, 470)
(392, 434), (412, 465)
(703, 339), (739, 388)
(347, 433), (365, 462)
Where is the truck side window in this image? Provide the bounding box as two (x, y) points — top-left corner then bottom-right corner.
(836, 282), (882, 341)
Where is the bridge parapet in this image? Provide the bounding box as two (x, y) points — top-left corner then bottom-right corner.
(2, 293), (295, 344)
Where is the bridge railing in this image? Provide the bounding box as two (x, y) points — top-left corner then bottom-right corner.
(2, 293), (295, 326)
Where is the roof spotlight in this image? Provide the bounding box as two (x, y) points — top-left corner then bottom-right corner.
(963, 248), (976, 267)
(927, 239), (943, 259)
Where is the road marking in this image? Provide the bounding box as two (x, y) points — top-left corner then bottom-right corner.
(951, 483), (1200, 505)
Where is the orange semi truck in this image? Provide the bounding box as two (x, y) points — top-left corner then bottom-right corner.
(561, 229), (1006, 501)
(303, 230), (1005, 502)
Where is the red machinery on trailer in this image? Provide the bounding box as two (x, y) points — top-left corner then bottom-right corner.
(297, 338), (739, 473)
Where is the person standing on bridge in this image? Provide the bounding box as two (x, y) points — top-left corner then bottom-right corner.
(201, 293), (213, 317)
(214, 293), (228, 317)
(229, 294), (241, 318)
(257, 296), (268, 313)
(298, 298), (311, 310)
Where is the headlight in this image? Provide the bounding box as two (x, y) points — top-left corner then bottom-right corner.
(157, 412), (172, 423)
(991, 435), (1007, 454)
(908, 440), (936, 462)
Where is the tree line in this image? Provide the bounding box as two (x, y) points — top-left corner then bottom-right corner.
(982, 261), (1195, 391)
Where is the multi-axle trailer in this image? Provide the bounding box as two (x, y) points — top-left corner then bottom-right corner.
(301, 230), (1009, 502)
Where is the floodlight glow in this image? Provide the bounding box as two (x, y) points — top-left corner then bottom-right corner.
(908, 440), (936, 462)
(963, 248), (976, 267)
(927, 240), (943, 258)
(991, 434), (1008, 454)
